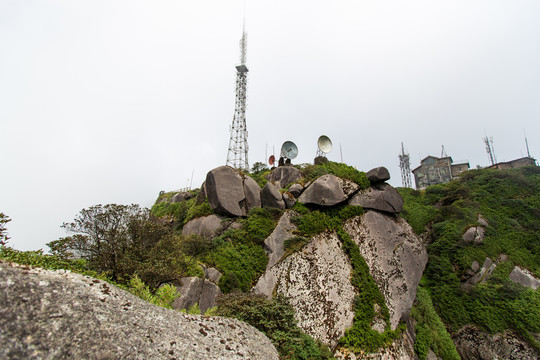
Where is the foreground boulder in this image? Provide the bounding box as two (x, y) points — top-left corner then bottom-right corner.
(205, 166), (261, 217)
(343, 211), (427, 330)
(261, 182), (285, 210)
(298, 174), (359, 206)
(0, 261), (279, 360)
(171, 277), (221, 314)
(366, 166), (390, 183)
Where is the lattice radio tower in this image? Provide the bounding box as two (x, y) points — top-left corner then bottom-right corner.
(399, 142), (412, 188)
(226, 21), (249, 171)
(483, 136), (497, 166)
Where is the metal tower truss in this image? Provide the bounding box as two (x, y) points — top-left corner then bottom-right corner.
(226, 30), (249, 171)
(399, 142), (412, 188)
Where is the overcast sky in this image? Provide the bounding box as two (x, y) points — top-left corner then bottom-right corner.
(2, 1), (539, 251)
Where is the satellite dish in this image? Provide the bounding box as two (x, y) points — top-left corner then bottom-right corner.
(317, 135), (333, 154)
(268, 155), (275, 166)
(280, 141), (298, 160)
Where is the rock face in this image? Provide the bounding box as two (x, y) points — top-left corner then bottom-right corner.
(261, 182), (285, 209)
(366, 166), (391, 183)
(453, 325), (539, 360)
(509, 266), (540, 290)
(343, 211), (427, 330)
(348, 183), (403, 214)
(462, 257), (496, 290)
(462, 226), (485, 243)
(264, 212), (298, 269)
(253, 232), (356, 348)
(172, 277), (220, 314)
(171, 191), (195, 203)
(0, 261), (279, 360)
(265, 166), (304, 188)
(288, 183), (304, 198)
(205, 166), (261, 217)
(182, 214), (224, 239)
(299, 174), (359, 206)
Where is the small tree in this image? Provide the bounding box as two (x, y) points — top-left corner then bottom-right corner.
(0, 212), (11, 246)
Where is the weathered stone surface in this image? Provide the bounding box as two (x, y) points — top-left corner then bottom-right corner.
(0, 261), (279, 360)
(243, 175), (262, 211)
(206, 166), (246, 217)
(171, 191), (195, 203)
(509, 266), (540, 290)
(471, 260), (480, 272)
(182, 214), (224, 239)
(172, 277), (220, 314)
(477, 214), (489, 227)
(343, 211), (427, 330)
(282, 192), (296, 209)
(453, 325), (539, 360)
(462, 226), (485, 243)
(265, 166), (304, 188)
(261, 182), (285, 209)
(348, 183), (403, 214)
(462, 257), (496, 290)
(288, 183), (304, 198)
(253, 232), (356, 348)
(298, 174), (359, 206)
(264, 212), (298, 269)
(204, 266), (222, 284)
(366, 166), (390, 183)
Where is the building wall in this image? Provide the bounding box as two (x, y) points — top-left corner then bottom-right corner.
(488, 157), (536, 170)
(413, 157), (453, 189)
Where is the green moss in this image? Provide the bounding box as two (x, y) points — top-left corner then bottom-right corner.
(300, 161), (369, 189)
(183, 200), (214, 224)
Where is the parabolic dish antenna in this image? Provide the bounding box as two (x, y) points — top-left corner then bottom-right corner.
(268, 155), (275, 166)
(317, 135), (333, 154)
(281, 141), (298, 159)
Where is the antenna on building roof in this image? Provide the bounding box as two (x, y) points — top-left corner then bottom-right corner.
(524, 130), (532, 158)
(399, 142), (412, 188)
(441, 145), (447, 158)
(483, 136), (497, 166)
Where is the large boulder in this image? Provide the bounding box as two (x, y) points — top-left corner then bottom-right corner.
(288, 183), (304, 198)
(261, 182), (285, 210)
(171, 277), (220, 314)
(182, 214), (224, 239)
(348, 183), (403, 214)
(509, 266), (540, 290)
(171, 191), (195, 203)
(265, 166), (304, 188)
(263, 212), (298, 269)
(462, 226), (485, 243)
(343, 211), (427, 330)
(453, 325), (539, 360)
(366, 166), (390, 183)
(253, 232), (356, 348)
(461, 257), (496, 291)
(298, 174), (359, 206)
(0, 261), (279, 360)
(205, 166), (261, 217)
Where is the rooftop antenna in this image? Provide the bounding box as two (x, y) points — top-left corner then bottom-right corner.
(226, 10), (249, 171)
(399, 142), (412, 188)
(441, 145), (447, 158)
(524, 130), (532, 158)
(483, 135), (497, 166)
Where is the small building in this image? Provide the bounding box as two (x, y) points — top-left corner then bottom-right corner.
(412, 156), (470, 190)
(486, 157), (537, 170)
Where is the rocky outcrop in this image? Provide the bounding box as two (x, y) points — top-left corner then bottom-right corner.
(461, 257), (496, 290)
(348, 183), (403, 214)
(462, 226), (485, 243)
(509, 266), (540, 290)
(343, 211), (427, 330)
(253, 232), (356, 348)
(204, 266), (223, 284)
(261, 182), (285, 209)
(0, 261), (279, 360)
(366, 166), (390, 183)
(453, 325), (539, 360)
(299, 174), (359, 206)
(265, 166), (304, 188)
(263, 212), (298, 269)
(288, 183), (304, 198)
(182, 214), (224, 239)
(171, 277), (220, 314)
(205, 166), (261, 217)
(171, 191), (195, 203)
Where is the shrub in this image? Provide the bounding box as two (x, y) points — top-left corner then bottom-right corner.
(184, 200), (214, 224)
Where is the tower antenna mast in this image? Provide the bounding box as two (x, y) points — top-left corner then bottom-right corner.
(226, 15), (249, 171)
(399, 142), (412, 188)
(483, 136), (497, 166)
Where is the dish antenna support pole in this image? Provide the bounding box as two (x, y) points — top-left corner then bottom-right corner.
(226, 21), (249, 171)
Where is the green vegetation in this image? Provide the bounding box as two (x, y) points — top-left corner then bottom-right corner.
(299, 161), (370, 189)
(217, 293), (333, 360)
(399, 166), (540, 357)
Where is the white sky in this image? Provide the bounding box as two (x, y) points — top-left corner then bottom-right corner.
(1, 1), (539, 251)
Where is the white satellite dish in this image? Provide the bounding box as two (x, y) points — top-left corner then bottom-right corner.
(280, 141), (298, 159)
(317, 135), (333, 154)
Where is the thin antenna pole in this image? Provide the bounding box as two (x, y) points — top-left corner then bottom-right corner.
(524, 129), (531, 158)
(190, 169), (194, 190)
(340, 143), (343, 163)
